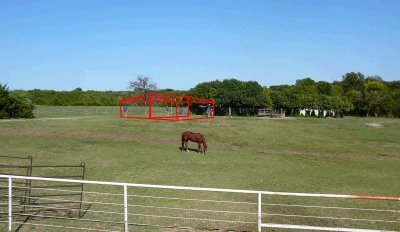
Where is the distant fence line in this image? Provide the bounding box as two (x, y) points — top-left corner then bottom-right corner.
(33, 106), (120, 118)
(33, 106), (271, 118)
(1, 174), (399, 232)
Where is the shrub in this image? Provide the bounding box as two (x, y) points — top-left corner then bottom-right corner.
(0, 84), (34, 118)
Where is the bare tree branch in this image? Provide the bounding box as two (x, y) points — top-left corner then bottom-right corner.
(129, 75), (158, 95)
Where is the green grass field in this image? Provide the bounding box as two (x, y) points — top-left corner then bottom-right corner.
(1, 106), (399, 231)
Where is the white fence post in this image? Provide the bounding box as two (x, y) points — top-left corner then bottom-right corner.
(258, 192), (262, 232)
(124, 184), (128, 232)
(8, 177), (12, 232)
(0, 174), (398, 232)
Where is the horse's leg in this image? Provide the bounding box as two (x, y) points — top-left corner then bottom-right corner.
(185, 141), (189, 152)
(198, 143), (202, 154)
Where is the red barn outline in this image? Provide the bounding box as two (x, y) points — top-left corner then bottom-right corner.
(119, 93), (215, 121)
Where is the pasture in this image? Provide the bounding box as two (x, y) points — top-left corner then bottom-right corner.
(1, 106), (400, 231)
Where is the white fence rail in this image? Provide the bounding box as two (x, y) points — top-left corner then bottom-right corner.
(0, 174), (399, 231)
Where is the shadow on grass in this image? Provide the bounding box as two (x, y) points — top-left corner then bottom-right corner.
(179, 147), (205, 154)
(14, 203), (92, 232)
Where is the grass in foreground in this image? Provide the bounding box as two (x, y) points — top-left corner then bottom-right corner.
(1, 106), (399, 231)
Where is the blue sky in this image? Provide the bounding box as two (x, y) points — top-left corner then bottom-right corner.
(1, 0), (399, 91)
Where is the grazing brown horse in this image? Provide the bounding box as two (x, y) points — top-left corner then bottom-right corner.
(181, 131), (207, 155)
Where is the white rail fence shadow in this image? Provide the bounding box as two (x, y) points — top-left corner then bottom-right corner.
(0, 175), (399, 232)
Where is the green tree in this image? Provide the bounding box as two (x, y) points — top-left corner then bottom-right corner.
(0, 84), (10, 118)
(297, 94), (319, 110)
(270, 88), (289, 111)
(0, 84), (34, 118)
(189, 80), (221, 101)
(295, 78), (317, 95)
(316, 81), (332, 95)
(341, 72), (365, 93)
(390, 89), (400, 117)
(240, 81), (266, 108)
(386, 80), (400, 90)
(340, 72), (367, 115)
(8, 92), (34, 118)
(190, 79), (267, 116)
(262, 88), (273, 108)
(364, 80), (388, 117)
(218, 79), (242, 107)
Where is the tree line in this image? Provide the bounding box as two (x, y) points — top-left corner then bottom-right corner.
(16, 87), (186, 106)
(2, 72), (400, 118)
(189, 73), (400, 117)
(20, 88), (130, 106)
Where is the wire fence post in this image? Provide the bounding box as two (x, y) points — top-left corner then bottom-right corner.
(8, 177), (12, 232)
(124, 184), (128, 232)
(258, 192), (262, 232)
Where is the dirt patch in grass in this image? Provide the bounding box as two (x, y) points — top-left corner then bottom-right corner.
(257, 116), (295, 120)
(0, 128), (176, 144)
(365, 121), (384, 128)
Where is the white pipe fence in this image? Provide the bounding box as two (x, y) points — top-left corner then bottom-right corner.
(0, 174), (399, 231)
